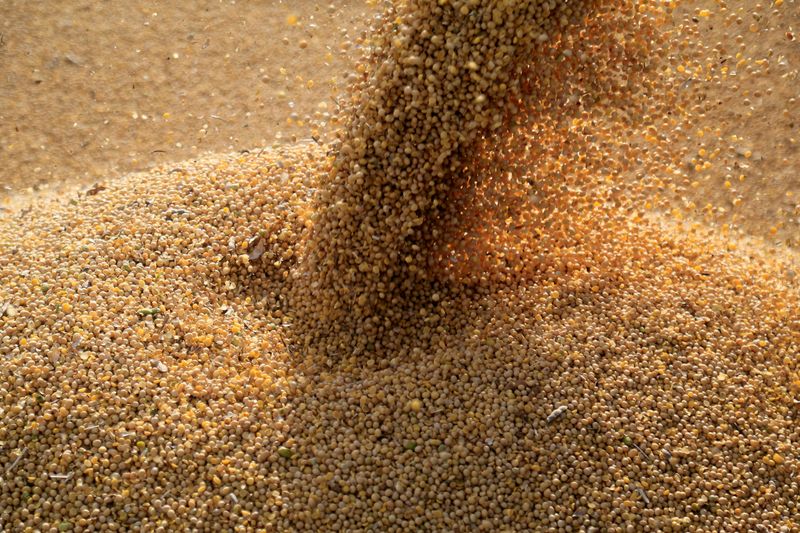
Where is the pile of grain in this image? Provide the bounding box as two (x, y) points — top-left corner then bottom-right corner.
(1, 0), (799, 531)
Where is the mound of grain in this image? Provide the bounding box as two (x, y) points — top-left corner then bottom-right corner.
(2, 0), (799, 531)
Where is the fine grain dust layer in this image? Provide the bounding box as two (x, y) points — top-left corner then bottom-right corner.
(1, 0), (800, 532)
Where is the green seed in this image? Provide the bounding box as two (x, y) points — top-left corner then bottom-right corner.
(278, 446), (293, 458)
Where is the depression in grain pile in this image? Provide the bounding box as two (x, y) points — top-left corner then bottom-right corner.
(1, 0), (799, 532)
